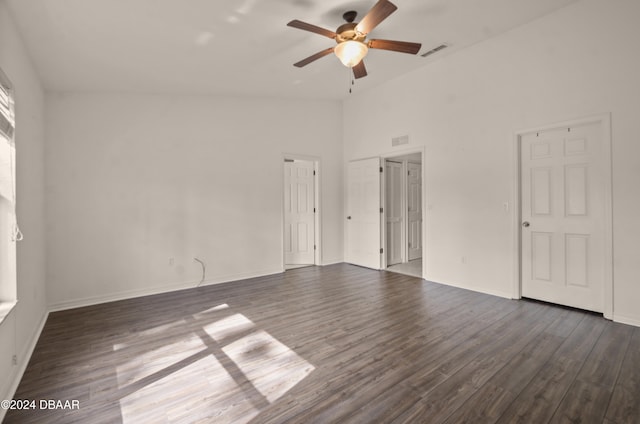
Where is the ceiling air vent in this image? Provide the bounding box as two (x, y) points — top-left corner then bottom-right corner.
(421, 43), (449, 58)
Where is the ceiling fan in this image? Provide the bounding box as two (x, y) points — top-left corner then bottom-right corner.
(287, 0), (421, 79)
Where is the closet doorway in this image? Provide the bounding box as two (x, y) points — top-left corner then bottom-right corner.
(383, 152), (423, 278)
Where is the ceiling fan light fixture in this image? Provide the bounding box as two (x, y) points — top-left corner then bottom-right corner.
(334, 40), (368, 68)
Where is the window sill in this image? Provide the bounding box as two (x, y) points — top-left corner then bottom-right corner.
(0, 300), (17, 325)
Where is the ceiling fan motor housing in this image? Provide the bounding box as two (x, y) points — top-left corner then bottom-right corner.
(335, 22), (366, 44)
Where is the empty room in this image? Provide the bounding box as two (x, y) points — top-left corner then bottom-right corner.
(1, 0), (639, 422)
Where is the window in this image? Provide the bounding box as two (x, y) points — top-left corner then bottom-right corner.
(0, 67), (18, 323)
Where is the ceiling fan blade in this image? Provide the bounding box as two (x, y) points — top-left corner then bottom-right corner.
(368, 39), (421, 54)
(287, 20), (336, 39)
(355, 0), (398, 35)
(293, 47), (336, 67)
(352, 60), (367, 79)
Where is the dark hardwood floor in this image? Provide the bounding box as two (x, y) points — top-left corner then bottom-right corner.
(5, 263), (639, 423)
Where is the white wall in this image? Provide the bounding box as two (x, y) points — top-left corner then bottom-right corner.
(0, 0), (47, 412)
(343, 0), (640, 325)
(45, 93), (343, 309)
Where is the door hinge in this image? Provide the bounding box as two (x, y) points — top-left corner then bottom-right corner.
(313, 170), (316, 176)
(314, 245), (316, 250)
(313, 207), (316, 213)
(380, 166), (383, 173)
(380, 207), (383, 213)
(380, 248), (384, 254)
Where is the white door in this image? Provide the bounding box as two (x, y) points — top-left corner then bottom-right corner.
(386, 161), (403, 266)
(407, 162), (422, 261)
(284, 160), (315, 265)
(520, 122), (605, 312)
(346, 157), (381, 269)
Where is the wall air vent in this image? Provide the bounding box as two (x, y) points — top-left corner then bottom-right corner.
(392, 135), (409, 147)
(421, 43), (449, 58)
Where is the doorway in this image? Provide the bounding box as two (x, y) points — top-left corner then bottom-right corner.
(283, 158), (319, 270)
(344, 151), (425, 276)
(516, 115), (613, 317)
(383, 152), (423, 278)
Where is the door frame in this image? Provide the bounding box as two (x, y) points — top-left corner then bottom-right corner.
(512, 113), (613, 319)
(406, 161), (423, 262)
(380, 147), (426, 278)
(282, 154), (321, 269)
(384, 159), (405, 266)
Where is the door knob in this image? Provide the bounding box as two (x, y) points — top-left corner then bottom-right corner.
(522, 221), (530, 228)
(347, 216), (352, 220)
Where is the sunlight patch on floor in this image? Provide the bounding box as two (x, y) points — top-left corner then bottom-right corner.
(119, 355), (241, 423)
(223, 329), (315, 403)
(115, 332), (207, 387)
(113, 319), (189, 351)
(203, 313), (256, 342)
(115, 311), (314, 423)
(193, 303), (230, 316)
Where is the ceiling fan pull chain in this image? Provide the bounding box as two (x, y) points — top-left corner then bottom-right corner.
(347, 66), (357, 94)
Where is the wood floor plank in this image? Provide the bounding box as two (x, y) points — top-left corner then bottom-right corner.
(548, 379), (613, 424)
(441, 382), (515, 424)
(494, 312), (607, 424)
(4, 264), (636, 424)
(546, 320), (634, 423)
(575, 320), (633, 389)
(388, 306), (564, 423)
(344, 382), (423, 423)
(604, 327), (640, 423)
(440, 310), (578, 424)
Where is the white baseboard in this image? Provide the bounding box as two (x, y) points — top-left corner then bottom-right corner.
(0, 310), (48, 423)
(320, 258), (344, 266)
(48, 267), (285, 312)
(613, 314), (640, 328)
(48, 280), (197, 312)
(426, 277), (513, 300)
(195, 268), (284, 288)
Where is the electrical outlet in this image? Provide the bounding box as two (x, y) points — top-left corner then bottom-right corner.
(12, 355), (17, 366)
(168, 257), (174, 266)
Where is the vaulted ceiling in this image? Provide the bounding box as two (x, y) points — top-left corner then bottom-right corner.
(6, 0), (578, 99)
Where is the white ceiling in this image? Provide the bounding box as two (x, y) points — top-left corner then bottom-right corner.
(6, 0), (578, 100)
